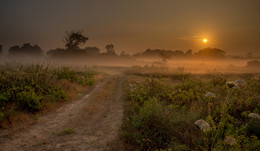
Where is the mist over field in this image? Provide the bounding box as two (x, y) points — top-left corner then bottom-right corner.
(1, 49), (260, 74)
(1, 0), (260, 150)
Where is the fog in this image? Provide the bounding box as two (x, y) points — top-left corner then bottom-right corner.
(1, 54), (259, 74)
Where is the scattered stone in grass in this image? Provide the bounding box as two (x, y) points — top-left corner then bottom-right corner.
(248, 113), (260, 120)
(194, 119), (211, 132)
(225, 136), (236, 146)
(233, 84), (240, 89)
(205, 92), (216, 98)
(234, 79), (246, 86)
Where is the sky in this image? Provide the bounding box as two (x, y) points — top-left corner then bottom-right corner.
(0, 0), (260, 55)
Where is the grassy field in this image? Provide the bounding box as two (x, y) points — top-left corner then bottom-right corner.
(122, 66), (260, 151)
(0, 63), (97, 128)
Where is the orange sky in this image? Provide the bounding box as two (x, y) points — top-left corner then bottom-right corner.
(0, 0), (260, 55)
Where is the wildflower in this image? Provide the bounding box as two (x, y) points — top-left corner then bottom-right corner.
(248, 113), (260, 119)
(226, 81), (235, 88)
(253, 77), (259, 81)
(225, 136), (236, 146)
(136, 81), (141, 83)
(233, 79), (246, 86)
(194, 119), (211, 132)
(129, 84), (133, 88)
(205, 92), (216, 98)
(129, 84), (134, 92)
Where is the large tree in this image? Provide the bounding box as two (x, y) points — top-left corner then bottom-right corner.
(64, 30), (88, 49)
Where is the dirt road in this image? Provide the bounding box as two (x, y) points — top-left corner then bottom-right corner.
(0, 75), (125, 151)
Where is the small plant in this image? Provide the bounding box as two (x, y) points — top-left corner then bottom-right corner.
(55, 128), (75, 136)
(34, 114), (39, 120)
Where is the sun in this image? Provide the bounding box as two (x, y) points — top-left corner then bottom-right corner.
(203, 38), (208, 43)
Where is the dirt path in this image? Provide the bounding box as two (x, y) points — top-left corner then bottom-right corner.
(0, 75), (125, 151)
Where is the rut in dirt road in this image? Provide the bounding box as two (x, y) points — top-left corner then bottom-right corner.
(0, 75), (125, 151)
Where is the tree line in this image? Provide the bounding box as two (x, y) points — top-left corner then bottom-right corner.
(0, 30), (227, 59)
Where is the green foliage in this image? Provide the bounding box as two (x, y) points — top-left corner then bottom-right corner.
(17, 90), (42, 112)
(45, 86), (67, 102)
(123, 99), (176, 150)
(55, 66), (95, 85)
(0, 64), (96, 122)
(124, 74), (260, 150)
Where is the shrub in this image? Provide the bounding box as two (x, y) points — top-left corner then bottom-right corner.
(0, 64), (96, 123)
(17, 90), (42, 112)
(124, 73), (260, 150)
(123, 98), (177, 150)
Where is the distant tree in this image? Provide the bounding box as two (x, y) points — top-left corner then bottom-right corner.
(64, 30), (88, 49)
(246, 52), (253, 58)
(120, 51), (131, 57)
(120, 51), (127, 56)
(47, 47), (87, 58)
(47, 48), (65, 57)
(105, 44), (116, 55)
(173, 50), (184, 56)
(246, 60), (260, 68)
(185, 49), (193, 56)
(9, 43), (42, 56)
(0, 45), (2, 54)
(84, 47), (100, 55)
(143, 49), (163, 56)
(140, 48), (184, 58)
(195, 47), (225, 58)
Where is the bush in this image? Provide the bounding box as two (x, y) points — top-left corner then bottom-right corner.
(124, 73), (260, 150)
(0, 64), (96, 123)
(123, 98), (177, 150)
(17, 90), (42, 112)
(55, 66), (95, 85)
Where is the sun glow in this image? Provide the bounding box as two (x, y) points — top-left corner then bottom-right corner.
(203, 38), (208, 43)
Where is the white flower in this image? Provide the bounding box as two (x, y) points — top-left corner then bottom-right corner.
(248, 113), (260, 119)
(129, 84), (134, 92)
(225, 136), (236, 146)
(205, 92), (216, 98)
(129, 84), (133, 88)
(194, 119), (211, 132)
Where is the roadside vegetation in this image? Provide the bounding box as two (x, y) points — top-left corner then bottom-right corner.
(123, 66), (260, 151)
(0, 63), (97, 128)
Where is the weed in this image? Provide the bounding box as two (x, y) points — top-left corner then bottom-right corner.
(55, 128), (75, 136)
